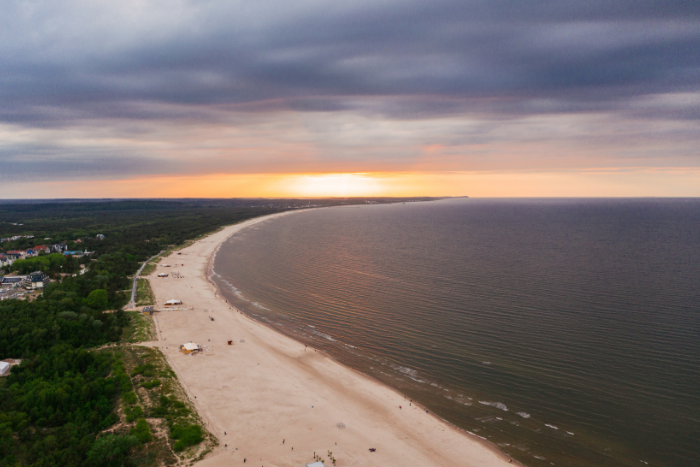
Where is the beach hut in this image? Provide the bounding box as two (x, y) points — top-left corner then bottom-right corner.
(164, 299), (182, 306)
(179, 343), (201, 354)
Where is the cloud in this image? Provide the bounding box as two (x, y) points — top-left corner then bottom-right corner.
(2, 1), (698, 120)
(0, 0), (698, 184)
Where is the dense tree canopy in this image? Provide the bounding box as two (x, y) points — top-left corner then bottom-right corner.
(0, 200), (290, 466)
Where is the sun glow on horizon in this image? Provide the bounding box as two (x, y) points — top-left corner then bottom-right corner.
(2, 169), (700, 199)
(277, 173), (384, 197)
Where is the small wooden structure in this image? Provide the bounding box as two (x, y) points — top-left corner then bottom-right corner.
(179, 343), (202, 354)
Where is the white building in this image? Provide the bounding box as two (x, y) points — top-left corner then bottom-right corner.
(23, 271), (50, 290)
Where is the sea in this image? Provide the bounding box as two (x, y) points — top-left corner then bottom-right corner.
(212, 198), (700, 467)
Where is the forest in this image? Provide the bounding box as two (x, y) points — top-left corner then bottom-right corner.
(0, 200), (286, 466)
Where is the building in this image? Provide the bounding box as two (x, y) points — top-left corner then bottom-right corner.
(32, 245), (50, 254)
(179, 343), (202, 354)
(96, 234), (105, 240)
(0, 359), (21, 377)
(1, 276), (25, 286)
(64, 250), (84, 257)
(0, 255), (16, 267)
(50, 243), (67, 253)
(142, 306), (154, 315)
(23, 271), (50, 290)
(0, 289), (19, 301)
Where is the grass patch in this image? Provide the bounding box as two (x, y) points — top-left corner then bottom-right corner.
(140, 262), (158, 276)
(123, 311), (156, 343)
(140, 255), (162, 277)
(135, 278), (155, 306)
(125, 405), (144, 422)
(131, 363), (156, 377)
(130, 419), (153, 444)
(141, 379), (161, 389)
(113, 345), (216, 462)
(171, 424), (203, 452)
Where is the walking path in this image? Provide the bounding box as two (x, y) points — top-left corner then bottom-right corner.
(128, 252), (162, 309)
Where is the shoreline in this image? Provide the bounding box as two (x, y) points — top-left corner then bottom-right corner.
(146, 209), (519, 466)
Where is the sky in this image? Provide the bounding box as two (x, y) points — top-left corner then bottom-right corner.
(1, 0), (699, 198)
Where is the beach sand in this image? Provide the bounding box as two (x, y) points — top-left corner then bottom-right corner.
(144, 211), (516, 467)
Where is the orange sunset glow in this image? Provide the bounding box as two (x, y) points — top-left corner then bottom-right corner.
(3, 170), (700, 199)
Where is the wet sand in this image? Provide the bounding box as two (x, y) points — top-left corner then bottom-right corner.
(144, 211), (516, 466)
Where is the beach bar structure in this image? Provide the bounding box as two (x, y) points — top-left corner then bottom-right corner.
(164, 299), (182, 306)
(179, 343), (202, 354)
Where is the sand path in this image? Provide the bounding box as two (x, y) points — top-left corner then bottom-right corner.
(146, 211), (515, 467)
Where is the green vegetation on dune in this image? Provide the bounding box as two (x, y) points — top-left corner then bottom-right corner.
(123, 311), (157, 343)
(135, 279), (155, 306)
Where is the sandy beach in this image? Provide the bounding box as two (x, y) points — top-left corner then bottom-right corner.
(143, 211), (516, 467)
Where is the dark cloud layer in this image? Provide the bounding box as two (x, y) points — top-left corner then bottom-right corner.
(0, 0), (699, 183)
(1, 0), (698, 122)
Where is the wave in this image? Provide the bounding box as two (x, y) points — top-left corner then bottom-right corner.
(516, 412), (530, 418)
(479, 401), (508, 411)
(311, 330), (336, 341)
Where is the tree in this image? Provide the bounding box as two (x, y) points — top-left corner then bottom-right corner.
(84, 434), (138, 467)
(85, 289), (109, 310)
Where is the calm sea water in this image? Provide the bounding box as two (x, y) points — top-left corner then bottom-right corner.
(213, 199), (700, 467)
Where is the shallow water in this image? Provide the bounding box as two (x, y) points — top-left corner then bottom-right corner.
(213, 199), (700, 467)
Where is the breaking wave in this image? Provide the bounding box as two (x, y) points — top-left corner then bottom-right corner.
(479, 401), (508, 411)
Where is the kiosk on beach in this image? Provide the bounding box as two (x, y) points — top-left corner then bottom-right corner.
(179, 343), (202, 354)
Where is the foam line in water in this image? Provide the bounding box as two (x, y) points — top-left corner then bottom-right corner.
(479, 401), (508, 411)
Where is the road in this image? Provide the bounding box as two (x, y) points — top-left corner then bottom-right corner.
(128, 252), (162, 309)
